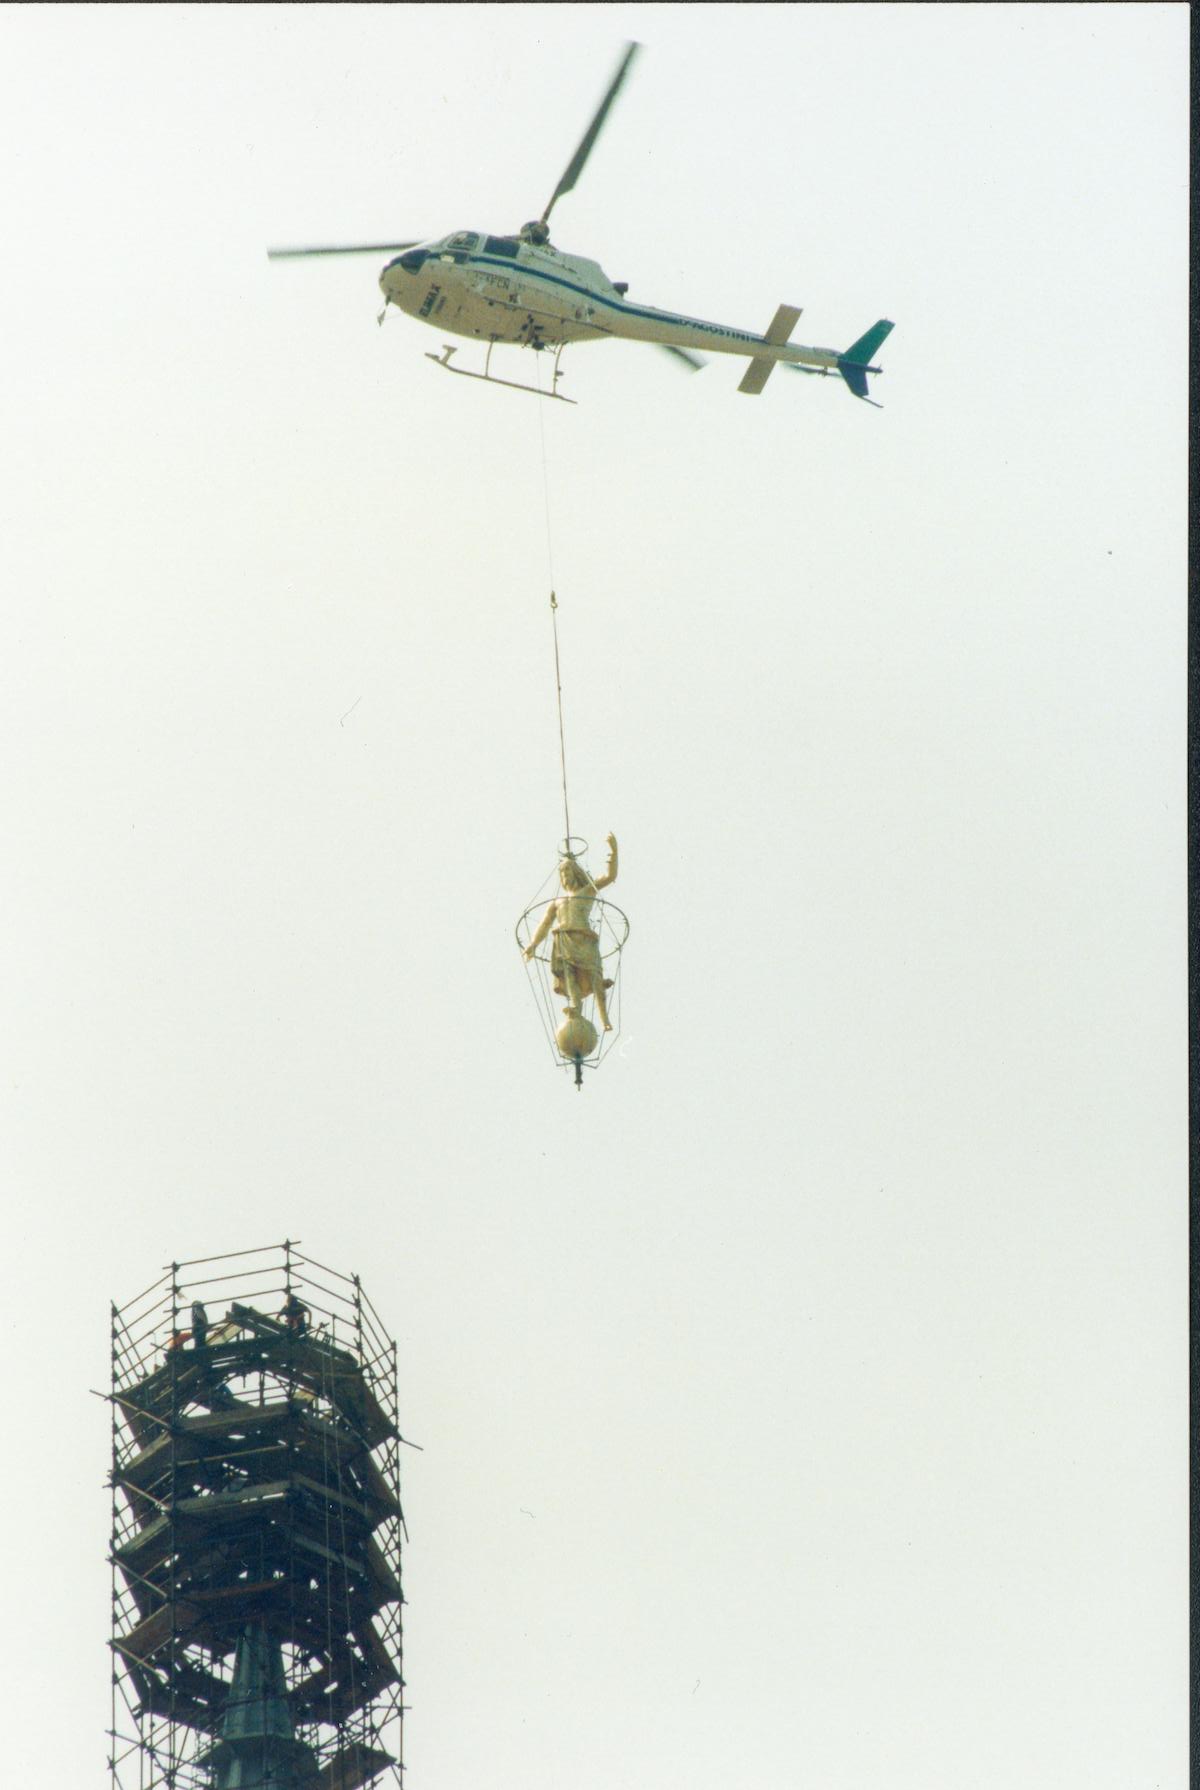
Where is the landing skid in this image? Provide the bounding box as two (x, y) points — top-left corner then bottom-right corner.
(423, 341), (576, 404)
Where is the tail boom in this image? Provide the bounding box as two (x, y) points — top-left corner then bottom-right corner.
(598, 294), (894, 400)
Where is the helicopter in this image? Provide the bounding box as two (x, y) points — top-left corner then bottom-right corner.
(269, 43), (894, 405)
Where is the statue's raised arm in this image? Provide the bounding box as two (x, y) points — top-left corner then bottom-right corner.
(593, 833), (618, 890)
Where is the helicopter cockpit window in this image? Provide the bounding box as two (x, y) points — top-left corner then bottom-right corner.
(446, 232), (479, 251)
(484, 236), (520, 259)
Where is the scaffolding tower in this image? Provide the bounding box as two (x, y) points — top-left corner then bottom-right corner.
(109, 1241), (405, 1790)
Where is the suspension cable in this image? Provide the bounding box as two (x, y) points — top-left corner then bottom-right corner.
(550, 594), (571, 843)
(535, 367), (571, 844)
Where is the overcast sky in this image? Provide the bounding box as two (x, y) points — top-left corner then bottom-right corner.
(0, 5), (1188, 1787)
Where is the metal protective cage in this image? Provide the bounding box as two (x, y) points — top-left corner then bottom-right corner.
(516, 891), (630, 1079)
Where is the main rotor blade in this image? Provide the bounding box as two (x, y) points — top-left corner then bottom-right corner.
(540, 40), (640, 228)
(267, 241), (421, 260)
(658, 344), (706, 372)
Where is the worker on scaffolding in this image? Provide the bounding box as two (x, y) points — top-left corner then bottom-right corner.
(282, 1293), (310, 1338)
(191, 1301), (209, 1349)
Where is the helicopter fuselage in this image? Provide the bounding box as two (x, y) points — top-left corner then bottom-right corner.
(379, 231), (844, 371)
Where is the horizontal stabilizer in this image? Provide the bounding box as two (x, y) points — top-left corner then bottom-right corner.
(737, 358), (775, 395)
(737, 303), (803, 396)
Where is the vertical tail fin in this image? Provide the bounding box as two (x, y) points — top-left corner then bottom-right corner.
(838, 319), (894, 401)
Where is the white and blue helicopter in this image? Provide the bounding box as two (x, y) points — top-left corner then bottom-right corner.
(269, 43), (893, 405)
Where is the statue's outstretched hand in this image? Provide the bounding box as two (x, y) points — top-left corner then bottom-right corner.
(606, 833), (617, 851)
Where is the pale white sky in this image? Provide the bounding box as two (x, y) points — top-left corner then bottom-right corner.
(0, 5), (1188, 1787)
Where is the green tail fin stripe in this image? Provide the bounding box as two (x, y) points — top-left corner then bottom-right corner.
(843, 319), (894, 366)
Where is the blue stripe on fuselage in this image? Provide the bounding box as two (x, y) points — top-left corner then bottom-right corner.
(460, 253), (767, 345)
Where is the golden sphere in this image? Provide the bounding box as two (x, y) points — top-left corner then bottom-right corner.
(556, 1015), (598, 1060)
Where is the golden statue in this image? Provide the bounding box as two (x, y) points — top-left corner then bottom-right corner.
(523, 835), (618, 1033)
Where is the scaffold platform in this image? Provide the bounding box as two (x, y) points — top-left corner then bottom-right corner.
(108, 1242), (405, 1790)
